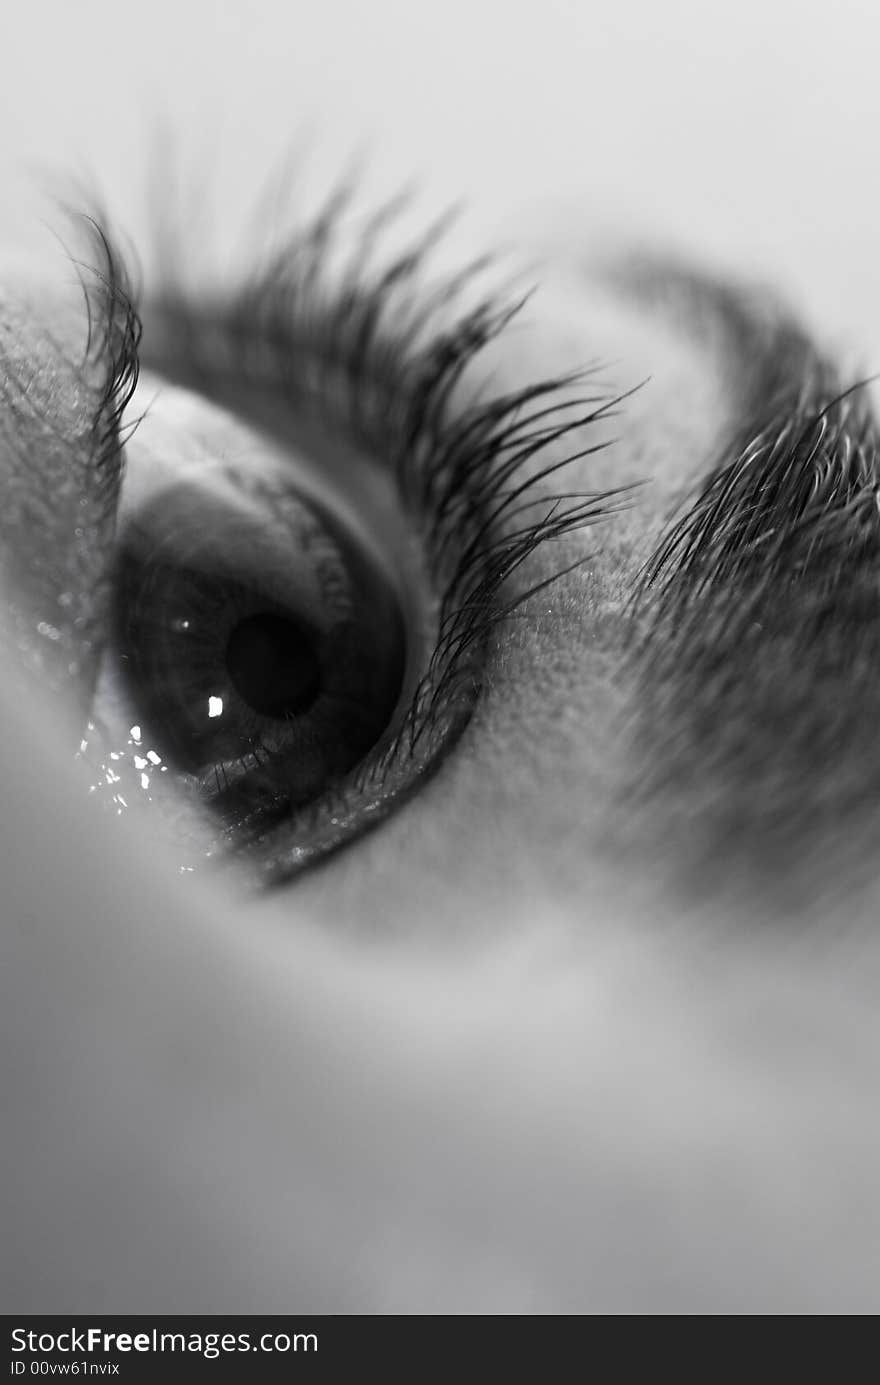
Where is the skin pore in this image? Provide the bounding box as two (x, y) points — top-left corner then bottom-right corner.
(3, 0), (880, 1314)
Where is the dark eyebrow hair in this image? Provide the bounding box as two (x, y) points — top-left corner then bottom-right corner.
(628, 264), (880, 892)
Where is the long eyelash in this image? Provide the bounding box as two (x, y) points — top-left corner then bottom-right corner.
(68, 217), (142, 510)
(146, 184), (628, 726)
(89, 181), (633, 867)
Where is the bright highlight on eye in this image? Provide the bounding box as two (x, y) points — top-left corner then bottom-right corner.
(109, 458), (409, 826)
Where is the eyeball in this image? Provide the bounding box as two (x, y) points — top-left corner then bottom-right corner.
(112, 471), (407, 816)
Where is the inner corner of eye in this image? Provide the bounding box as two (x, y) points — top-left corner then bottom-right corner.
(79, 374), (473, 880)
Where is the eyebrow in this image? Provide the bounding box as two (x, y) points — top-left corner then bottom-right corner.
(629, 264), (880, 887)
(0, 227), (140, 704)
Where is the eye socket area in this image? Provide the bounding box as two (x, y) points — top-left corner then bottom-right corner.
(73, 203), (625, 885)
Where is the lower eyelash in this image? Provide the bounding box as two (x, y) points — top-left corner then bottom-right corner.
(79, 184), (633, 878)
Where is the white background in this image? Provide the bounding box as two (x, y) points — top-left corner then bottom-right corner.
(1, 0), (879, 342)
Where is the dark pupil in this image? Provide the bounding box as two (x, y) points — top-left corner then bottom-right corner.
(225, 612), (321, 718)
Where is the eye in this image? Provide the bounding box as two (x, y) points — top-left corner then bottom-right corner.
(85, 394), (431, 869)
(76, 197), (625, 883)
(112, 460), (409, 814)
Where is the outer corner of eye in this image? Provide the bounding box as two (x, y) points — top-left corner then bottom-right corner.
(79, 370), (479, 887)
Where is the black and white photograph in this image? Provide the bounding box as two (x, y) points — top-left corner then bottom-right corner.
(2, 0), (879, 1330)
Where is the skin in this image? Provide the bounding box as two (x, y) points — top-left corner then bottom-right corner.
(3, 0), (880, 1314)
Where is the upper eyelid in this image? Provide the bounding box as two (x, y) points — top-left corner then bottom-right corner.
(136, 198), (631, 709)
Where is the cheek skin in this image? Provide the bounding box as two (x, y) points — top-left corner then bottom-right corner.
(3, 615), (880, 1313)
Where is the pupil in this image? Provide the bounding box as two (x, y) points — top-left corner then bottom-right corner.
(225, 612), (321, 718)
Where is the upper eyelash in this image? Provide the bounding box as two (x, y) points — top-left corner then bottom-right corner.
(81, 184), (633, 872)
(146, 191), (628, 715)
